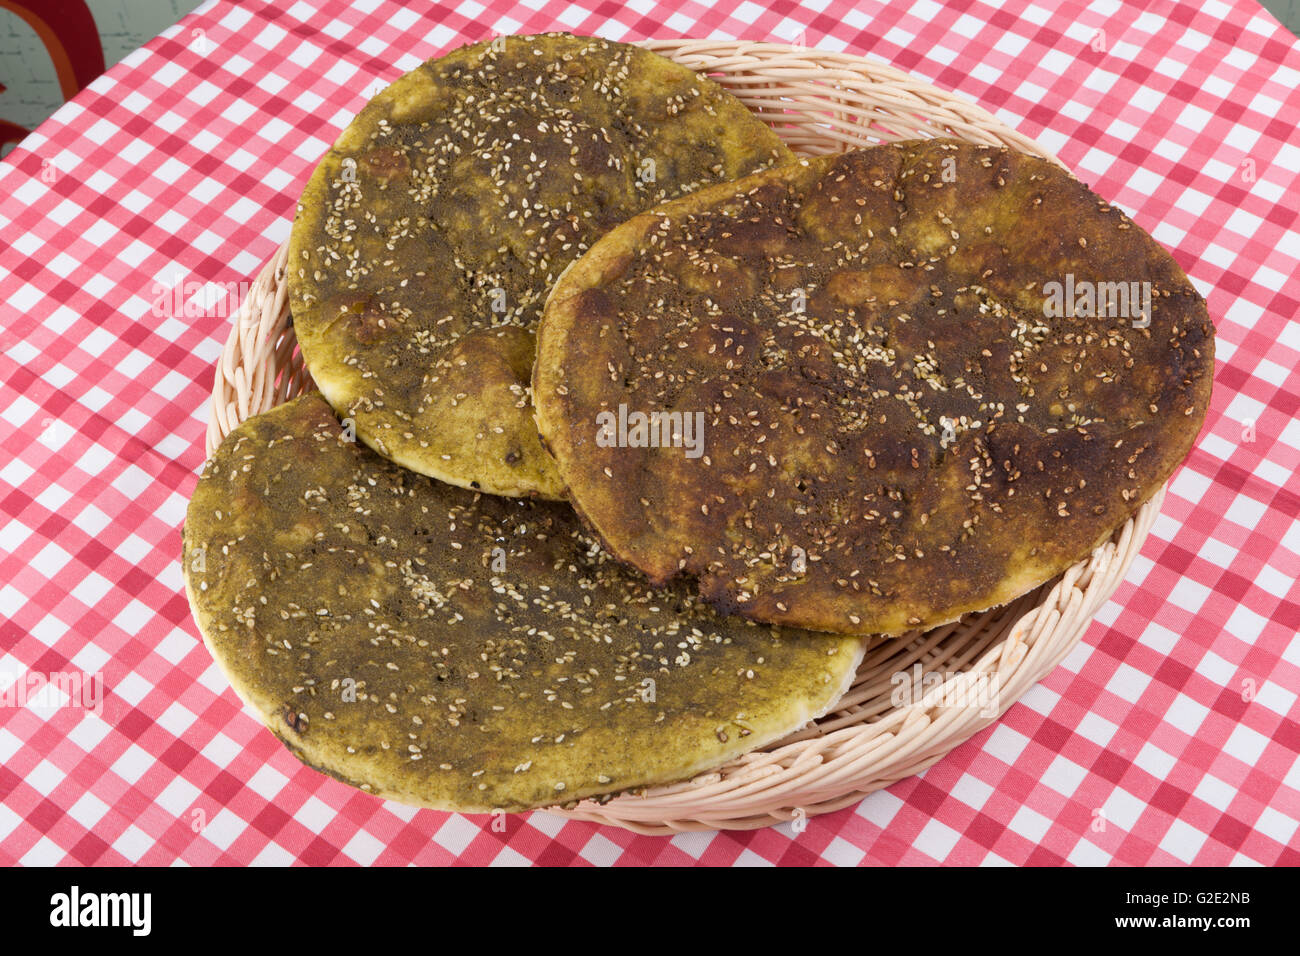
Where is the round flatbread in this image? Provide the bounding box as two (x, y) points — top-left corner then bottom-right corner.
(288, 33), (793, 500)
(534, 139), (1214, 636)
(182, 394), (864, 812)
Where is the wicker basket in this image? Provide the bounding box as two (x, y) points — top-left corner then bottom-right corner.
(204, 39), (1165, 834)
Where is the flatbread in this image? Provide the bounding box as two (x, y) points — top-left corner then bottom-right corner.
(534, 139), (1214, 635)
(181, 394), (865, 811)
(288, 33), (793, 499)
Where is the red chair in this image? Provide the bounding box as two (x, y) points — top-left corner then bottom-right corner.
(0, 0), (106, 150)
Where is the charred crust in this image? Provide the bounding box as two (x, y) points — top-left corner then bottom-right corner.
(535, 139), (1215, 636)
(287, 33), (793, 499)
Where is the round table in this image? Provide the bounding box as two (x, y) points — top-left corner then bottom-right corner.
(0, 0), (1297, 866)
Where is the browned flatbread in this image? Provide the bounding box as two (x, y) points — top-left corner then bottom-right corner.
(534, 139), (1214, 636)
(288, 33), (792, 500)
(181, 394), (865, 811)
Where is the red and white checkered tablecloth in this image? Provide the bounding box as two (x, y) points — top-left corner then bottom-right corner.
(0, 0), (1296, 867)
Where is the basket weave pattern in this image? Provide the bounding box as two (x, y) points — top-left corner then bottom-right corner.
(204, 40), (1164, 833)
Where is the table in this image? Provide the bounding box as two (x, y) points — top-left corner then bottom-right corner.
(0, 0), (1297, 866)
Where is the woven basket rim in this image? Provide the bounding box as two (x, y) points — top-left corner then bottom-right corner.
(201, 38), (1162, 834)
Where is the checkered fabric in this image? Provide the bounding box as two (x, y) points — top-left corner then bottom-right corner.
(0, 0), (1296, 866)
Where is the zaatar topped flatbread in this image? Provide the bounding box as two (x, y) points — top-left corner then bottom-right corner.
(181, 394), (865, 811)
(288, 33), (792, 500)
(534, 139), (1214, 636)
